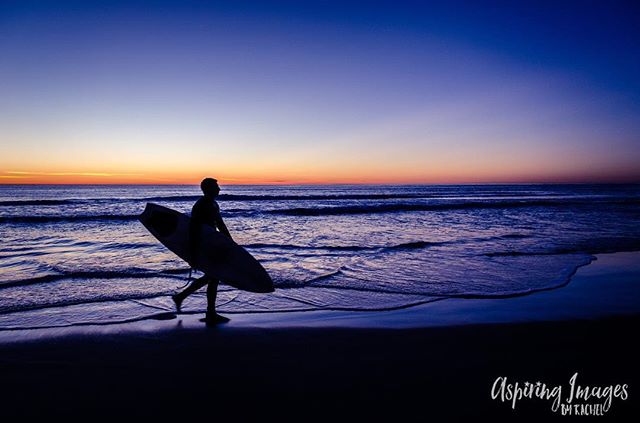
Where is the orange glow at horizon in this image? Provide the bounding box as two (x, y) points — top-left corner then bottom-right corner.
(1, 164), (638, 185)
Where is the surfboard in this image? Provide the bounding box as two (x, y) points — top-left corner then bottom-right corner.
(139, 202), (274, 293)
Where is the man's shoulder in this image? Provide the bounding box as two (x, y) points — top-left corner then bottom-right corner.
(191, 196), (207, 213)
(192, 196), (219, 213)
(192, 195), (205, 207)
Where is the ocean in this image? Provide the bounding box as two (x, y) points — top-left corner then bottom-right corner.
(0, 184), (639, 330)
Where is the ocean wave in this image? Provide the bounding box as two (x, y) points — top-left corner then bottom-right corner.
(0, 202), (550, 224)
(0, 214), (141, 224)
(142, 195), (201, 202)
(244, 240), (442, 252)
(144, 193), (427, 202)
(0, 199), (82, 206)
(485, 242), (640, 257)
(268, 198), (640, 216)
(218, 193), (429, 201)
(0, 268), (189, 289)
(10, 192), (633, 207)
(0, 292), (173, 317)
(245, 234), (538, 254)
(0, 193), (431, 206)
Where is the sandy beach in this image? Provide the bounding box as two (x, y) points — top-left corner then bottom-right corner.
(0, 251), (638, 420)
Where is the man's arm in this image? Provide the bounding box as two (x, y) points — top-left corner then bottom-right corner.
(214, 213), (233, 242)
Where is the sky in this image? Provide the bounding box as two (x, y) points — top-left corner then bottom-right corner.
(1, 0), (639, 184)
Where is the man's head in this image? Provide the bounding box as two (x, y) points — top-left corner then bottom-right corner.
(200, 177), (220, 197)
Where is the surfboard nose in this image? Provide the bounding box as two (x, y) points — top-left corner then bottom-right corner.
(139, 203), (179, 237)
(138, 203), (151, 222)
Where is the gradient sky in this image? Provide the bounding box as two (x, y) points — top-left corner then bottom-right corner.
(1, 0), (639, 184)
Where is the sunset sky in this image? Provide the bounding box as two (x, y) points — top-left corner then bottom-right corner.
(1, 1), (639, 184)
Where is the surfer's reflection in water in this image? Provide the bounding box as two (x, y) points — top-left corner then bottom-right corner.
(172, 178), (232, 325)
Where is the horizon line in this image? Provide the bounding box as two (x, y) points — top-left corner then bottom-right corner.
(1, 181), (639, 187)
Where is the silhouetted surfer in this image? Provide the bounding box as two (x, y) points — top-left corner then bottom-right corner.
(172, 177), (231, 325)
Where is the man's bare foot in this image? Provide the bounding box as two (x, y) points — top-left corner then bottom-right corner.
(200, 313), (230, 326)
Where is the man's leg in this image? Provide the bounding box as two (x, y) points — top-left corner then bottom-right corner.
(206, 279), (219, 314)
(205, 279), (229, 324)
(172, 275), (209, 312)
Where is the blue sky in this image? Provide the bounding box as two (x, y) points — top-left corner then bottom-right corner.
(1, 0), (639, 183)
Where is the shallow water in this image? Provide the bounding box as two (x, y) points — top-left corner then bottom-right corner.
(0, 184), (638, 329)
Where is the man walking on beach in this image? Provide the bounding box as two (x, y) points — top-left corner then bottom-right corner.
(172, 177), (231, 325)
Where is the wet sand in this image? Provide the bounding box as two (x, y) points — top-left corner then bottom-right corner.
(0, 252), (638, 420)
